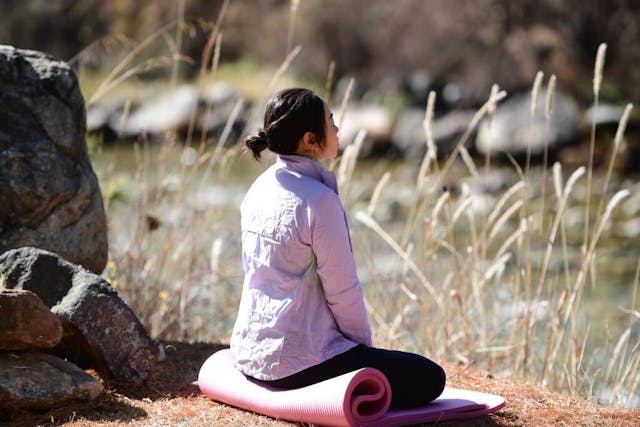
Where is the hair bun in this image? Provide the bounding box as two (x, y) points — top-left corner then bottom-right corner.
(245, 128), (270, 160)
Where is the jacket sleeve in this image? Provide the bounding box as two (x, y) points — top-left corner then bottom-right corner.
(309, 191), (372, 346)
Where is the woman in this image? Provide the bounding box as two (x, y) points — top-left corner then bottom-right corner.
(231, 88), (445, 408)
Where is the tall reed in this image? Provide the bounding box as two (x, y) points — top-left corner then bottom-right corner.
(584, 43), (608, 252)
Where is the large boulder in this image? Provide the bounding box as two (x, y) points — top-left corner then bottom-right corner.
(0, 352), (104, 411)
(0, 45), (108, 274)
(0, 247), (158, 385)
(0, 289), (62, 350)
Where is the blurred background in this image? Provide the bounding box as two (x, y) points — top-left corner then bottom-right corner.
(4, 0), (640, 167)
(2, 0), (640, 104)
(2, 0), (640, 98)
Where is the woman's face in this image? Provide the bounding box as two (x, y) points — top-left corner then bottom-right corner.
(295, 100), (339, 160)
(315, 101), (339, 160)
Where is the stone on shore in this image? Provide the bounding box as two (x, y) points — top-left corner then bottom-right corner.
(475, 87), (580, 157)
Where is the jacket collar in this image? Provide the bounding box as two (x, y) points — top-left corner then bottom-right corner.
(276, 154), (339, 194)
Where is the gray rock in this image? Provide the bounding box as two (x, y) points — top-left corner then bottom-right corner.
(0, 247), (158, 385)
(432, 110), (478, 149)
(391, 108), (426, 160)
(52, 269), (158, 385)
(392, 108), (477, 160)
(86, 98), (127, 134)
(0, 352), (103, 411)
(0, 247), (76, 307)
(200, 81), (243, 106)
(583, 102), (626, 127)
(475, 87), (580, 157)
(114, 84), (199, 137)
(0, 45), (108, 274)
(337, 103), (393, 156)
(196, 82), (246, 140)
(0, 289), (62, 350)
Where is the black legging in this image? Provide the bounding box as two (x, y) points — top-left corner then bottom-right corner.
(260, 345), (446, 409)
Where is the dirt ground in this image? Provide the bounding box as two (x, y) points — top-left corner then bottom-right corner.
(3, 341), (639, 427)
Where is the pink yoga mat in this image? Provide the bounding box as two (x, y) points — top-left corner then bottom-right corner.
(198, 349), (505, 426)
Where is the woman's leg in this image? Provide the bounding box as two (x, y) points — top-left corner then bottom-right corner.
(354, 346), (446, 408)
(265, 344), (367, 388)
(264, 344), (446, 409)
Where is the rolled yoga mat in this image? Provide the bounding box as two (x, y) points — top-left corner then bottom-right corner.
(198, 349), (506, 426)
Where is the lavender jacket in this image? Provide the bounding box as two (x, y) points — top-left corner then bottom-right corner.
(230, 154), (372, 380)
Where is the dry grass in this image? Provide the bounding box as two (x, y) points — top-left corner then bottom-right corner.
(71, 4), (640, 415)
(4, 341), (638, 427)
(86, 37), (640, 409)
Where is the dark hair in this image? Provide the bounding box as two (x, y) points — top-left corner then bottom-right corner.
(245, 88), (327, 160)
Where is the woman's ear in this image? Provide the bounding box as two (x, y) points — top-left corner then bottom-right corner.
(298, 131), (319, 156)
(303, 131), (318, 146)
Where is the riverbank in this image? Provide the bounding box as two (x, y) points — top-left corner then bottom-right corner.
(6, 341), (638, 427)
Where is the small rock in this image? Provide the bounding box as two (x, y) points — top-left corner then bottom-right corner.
(0, 352), (104, 411)
(0, 247), (76, 308)
(0, 289), (62, 350)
